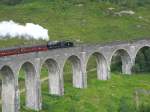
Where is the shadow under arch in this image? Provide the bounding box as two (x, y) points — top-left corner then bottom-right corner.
(40, 58), (61, 95)
(0, 65), (16, 112)
(63, 55), (82, 89)
(18, 61), (37, 110)
(133, 46), (150, 73)
(86, 52), (108, 82)
(110, 49), (132, 74)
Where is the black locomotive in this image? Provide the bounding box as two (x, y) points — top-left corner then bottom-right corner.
(47, 40), (74, 49)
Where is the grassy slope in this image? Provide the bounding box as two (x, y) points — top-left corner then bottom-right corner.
(0, 0), (150, 111)
(0, 0), (150, 47)
(20, 71), (150, 112)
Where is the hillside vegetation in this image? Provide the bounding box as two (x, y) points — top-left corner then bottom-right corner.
(0, 0), (150, 47)
(0, 0), (150, 112)
(20, 71), (150, 112)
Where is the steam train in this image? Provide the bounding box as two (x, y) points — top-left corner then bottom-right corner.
(0, 41), (74, 57)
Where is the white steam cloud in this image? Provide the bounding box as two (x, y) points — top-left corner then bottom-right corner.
(0, 20), (49, 40)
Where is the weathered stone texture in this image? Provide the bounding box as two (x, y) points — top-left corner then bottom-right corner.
(0, 39), (149, 112)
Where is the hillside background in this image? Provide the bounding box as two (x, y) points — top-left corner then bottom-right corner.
(0, 0), (150, 112)
(0, 0), (150, 47)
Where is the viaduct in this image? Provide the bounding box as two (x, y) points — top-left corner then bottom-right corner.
(0, 39), (149, 112)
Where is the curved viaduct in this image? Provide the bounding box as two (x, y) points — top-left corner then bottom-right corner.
(0, 39), (149, 112)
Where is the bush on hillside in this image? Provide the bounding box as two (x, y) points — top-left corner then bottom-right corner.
(111, 47), (150, 73)
(1, 0), (22, 5)
(111, 55), (122, 73)
(118, 97), (135, 112)
(132, 47), (150, 73)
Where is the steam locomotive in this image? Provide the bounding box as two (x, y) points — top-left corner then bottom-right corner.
(0, 41), (74, 57)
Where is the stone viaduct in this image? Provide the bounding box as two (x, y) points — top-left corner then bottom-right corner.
(0, 39), (149, 112)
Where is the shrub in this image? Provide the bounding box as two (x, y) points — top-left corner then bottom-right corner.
(118, 97), (135, 112)
(1, 0), (22, 5)
(132, 47), (150, 73)
(111, 55), (122, 73)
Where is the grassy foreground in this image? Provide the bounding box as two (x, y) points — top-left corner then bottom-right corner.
(19, 71), (150, 112)
(0, 0), (150, 111)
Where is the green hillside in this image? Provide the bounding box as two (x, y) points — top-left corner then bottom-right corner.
(0, 0), (150, 47)
(0, 0), (150, 112)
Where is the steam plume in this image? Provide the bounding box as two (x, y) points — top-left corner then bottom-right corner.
(0, 20), (49, 40)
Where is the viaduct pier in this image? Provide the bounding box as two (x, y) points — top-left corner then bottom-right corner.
(0, 39), (149, 112)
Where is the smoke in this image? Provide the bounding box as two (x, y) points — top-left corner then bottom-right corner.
(0, 20), (49, 40)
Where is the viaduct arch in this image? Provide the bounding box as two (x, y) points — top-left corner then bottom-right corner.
(0, 66), (16, 112)
(40, 58), (60, 95)
(86, 52), (108, 80)
(0, 39), (149, 112)
(109, 49), (132, 74)
(62, 55), (83, 89)
(18, 62), (38, 110)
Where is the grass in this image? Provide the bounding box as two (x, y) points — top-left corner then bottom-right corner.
(19, 71), (150, 112)
(0, 0), (150, 111)
(1, 57), (149, 112)
(0, 0), (150, 47)
(1, 45), (150, 112)
(0, 55), (150, 112)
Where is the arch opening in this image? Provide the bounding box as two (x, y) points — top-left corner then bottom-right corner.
(40, 59), (60, 96)
(18, 62), (37, 110)
(0, 66), (16, 112)
(133, 46), (150, 73)
(63, 55), (82, 89)
(110, 49), (132, 75)
(86, 52), (108, 83)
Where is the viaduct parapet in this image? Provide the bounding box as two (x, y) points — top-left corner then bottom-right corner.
(0, 39), (149, 112)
